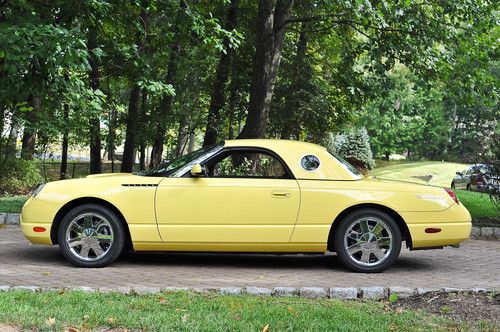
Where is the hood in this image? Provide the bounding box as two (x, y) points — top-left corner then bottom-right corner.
(86, 173), (133, 178)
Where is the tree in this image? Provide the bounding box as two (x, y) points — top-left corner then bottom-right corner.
(149, 0), (187, 167)
(238, 0), (294, 139)
(202, 0), (240, 147)
(121, 5), (150, 172)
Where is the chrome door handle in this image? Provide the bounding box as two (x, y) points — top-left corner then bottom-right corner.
(272, 191), (290, 198)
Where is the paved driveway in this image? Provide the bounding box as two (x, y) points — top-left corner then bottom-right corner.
(1, 226), (499, 290)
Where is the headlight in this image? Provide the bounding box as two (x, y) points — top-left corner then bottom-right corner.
(31, 184), (46, 197)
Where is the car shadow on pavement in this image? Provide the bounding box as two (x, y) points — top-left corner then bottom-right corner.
(8, 245), (432, 273)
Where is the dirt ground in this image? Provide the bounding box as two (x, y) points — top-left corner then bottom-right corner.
(389, 291), (500, 326)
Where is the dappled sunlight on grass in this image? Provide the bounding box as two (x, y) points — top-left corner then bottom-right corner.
(372, 161), (469, 188)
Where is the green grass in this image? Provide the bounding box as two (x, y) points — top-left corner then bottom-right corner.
(371, 161), (469, 188)
(0, 290), (484, 332)
(0, 195), (27, 213)
(455, 190), (498, 220)
(372, 161), (499, 221)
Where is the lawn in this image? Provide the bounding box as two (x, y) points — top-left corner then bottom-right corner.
(455, 190), (498, 221)
(0, 195), (27, 213)
(371, 161), (498, 222)
(0, 290), (490, 332)
(371, 161), (469, 188)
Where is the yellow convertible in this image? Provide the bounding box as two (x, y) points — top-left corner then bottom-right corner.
(21, 140), (471, 272)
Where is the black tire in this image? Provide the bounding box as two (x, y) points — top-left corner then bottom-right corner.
(451, 182), (455, 189)
(57, 203), (125, 268)
(466, 184), (471, 191)
(333, 208), (402, 273)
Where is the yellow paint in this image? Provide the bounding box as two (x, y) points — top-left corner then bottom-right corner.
(21, 139), (472, 252)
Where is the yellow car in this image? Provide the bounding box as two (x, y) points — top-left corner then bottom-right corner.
(21, 139), (471, 272)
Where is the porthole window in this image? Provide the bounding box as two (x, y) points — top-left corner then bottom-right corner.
(301, 155), (320, 171)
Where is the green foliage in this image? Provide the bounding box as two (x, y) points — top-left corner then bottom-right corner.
(0, 158), (43, 194)
(455, 190), (498, 221)
(0, 0), (498, 186)
(389, 293), (398, 303)
(328, 127), (375, 171)
(0, 196), (28, 213)
(360, 65), (449, 160)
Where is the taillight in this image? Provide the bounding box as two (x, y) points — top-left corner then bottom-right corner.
(445, 188), (459, 205)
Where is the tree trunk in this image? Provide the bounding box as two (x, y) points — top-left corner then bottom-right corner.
(237, 0), (294, 139)
(281, 24), (308, 139)
(21, 94), (40, 160)
(175, 117), (189, 157)
(138, 88), (148, 171)
(121, 8), (149, 172)
(121, 85), (141, 172)
(188, 130), (195, 153)
(60, 104), (69, 179)
(107, 107), (116, 172)
(139, 145), (146, 171)
(202, 0), (240, 147)
(88, 30), (102, 174)
(150, 0), (186, 167)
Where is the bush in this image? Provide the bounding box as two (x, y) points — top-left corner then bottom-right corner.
(0, 158), (44, 195)
(327, 127), (376, 171)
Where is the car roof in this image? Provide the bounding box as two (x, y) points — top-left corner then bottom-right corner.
(224, 139), (325, 151)
(223, 139), (360, 180)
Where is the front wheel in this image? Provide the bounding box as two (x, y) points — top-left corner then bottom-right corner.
(58, 204), (125, 268)
(334, 209), (402, 273)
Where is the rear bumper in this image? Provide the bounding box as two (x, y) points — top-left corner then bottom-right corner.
(401, 203), (472, 249)
(407, 222), (471, 248)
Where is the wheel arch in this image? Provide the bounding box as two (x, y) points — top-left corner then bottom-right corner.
(326, 203), (412, 251)
(51, 197), (133, 250)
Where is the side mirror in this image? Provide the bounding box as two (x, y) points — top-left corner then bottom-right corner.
(456, 171), (462, 176)
(190, 163), (206, 177)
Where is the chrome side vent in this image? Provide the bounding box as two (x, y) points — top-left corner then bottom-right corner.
(121, 184), (158, 187)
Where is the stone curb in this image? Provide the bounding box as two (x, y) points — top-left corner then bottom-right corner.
(0, 213), (20, 226)
(1, 213), (499, 240)
(0, 285), (494, 300)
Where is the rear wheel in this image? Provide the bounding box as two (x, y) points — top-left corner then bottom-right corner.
(334, 209), (402, 273)
(451, 182), (455, 189)
(57, 204), (125, 268)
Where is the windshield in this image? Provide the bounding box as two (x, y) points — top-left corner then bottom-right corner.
(327, 150), (362, 177)
(140, 145), (223, 177)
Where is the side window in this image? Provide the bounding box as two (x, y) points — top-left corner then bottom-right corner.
(465, 167), (474, 176)
(211, 151), (288, 178)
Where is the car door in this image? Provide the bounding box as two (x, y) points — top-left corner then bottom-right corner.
(155, 148), (300, 244)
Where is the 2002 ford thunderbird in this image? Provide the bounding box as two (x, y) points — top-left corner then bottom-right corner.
(21, 139), (471, 272)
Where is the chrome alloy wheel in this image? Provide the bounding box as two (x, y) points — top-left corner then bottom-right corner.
(343, 216), (393, 267)
(65, 213), (114, 262)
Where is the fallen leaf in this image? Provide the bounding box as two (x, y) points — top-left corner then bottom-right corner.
(287, 306), (294, 313)
(234, 315), (241, 320)
(107, 317), (116, 324)
(64, 327), (80, 332)
(159, 297), (166, 304)
(181, 313), (189, 322)
(83, 315), (89, 320)
(262, 323), (270, 332)
(46, 318), (56, 326)
(41, 272), (52, 277)
(395, 307), (404, 314)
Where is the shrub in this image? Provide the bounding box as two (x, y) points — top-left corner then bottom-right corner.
(327, 127), (376, 171)
(0, 157), (44, 195)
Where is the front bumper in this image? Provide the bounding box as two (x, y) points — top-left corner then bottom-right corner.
(20, 195), (56, 245)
